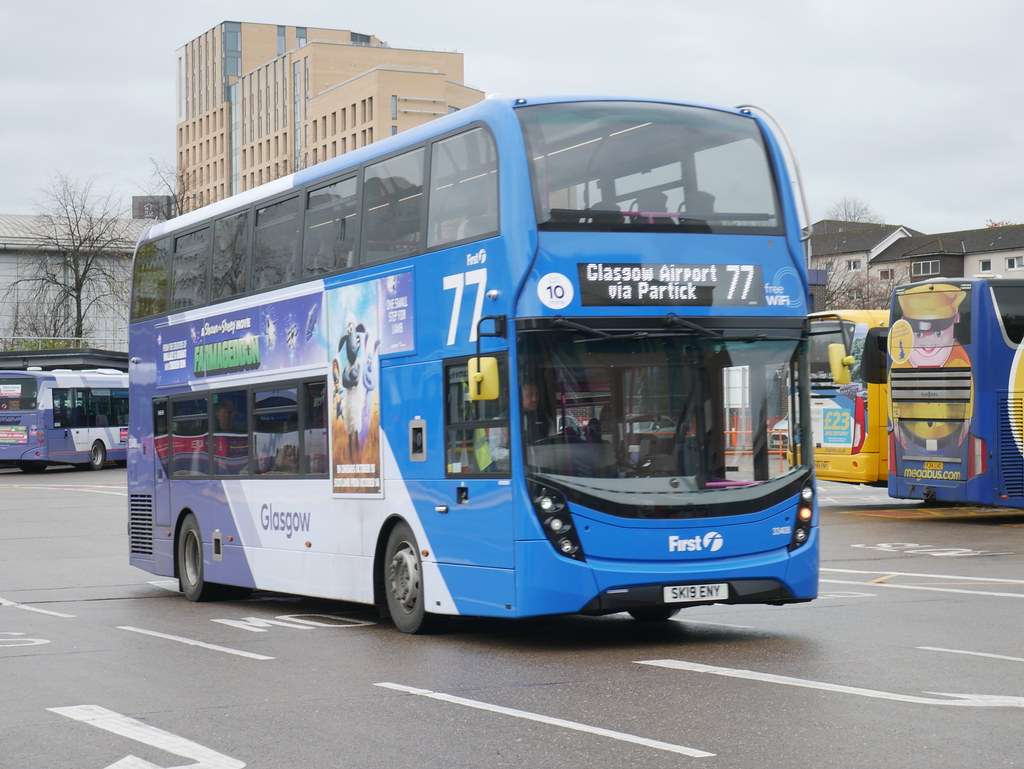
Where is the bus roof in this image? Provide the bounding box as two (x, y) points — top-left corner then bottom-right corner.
(138, 95), (763, 246)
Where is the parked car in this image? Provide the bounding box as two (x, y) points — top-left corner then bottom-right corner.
(769, 418), (789, 450)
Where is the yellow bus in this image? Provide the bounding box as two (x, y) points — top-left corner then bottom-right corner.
(809, 310), (889, 484)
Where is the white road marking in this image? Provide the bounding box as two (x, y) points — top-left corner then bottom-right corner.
(49, 704), (245, 768)
(636, 659), (1024, 708)
(148, 580), (181, 593)
(8, 484), (128, 496)
(821, 567), (1024, 598)
(823, 567), (1024, 584)
(918, 646), (1024, 664)
(0, 596), (76, 617)
(118, 626), (274, 661)
(672, 618), (755, 629)
(0, 632), (50, 647)
(375, 681), (714, 758)
(821, 578), (1024, 599)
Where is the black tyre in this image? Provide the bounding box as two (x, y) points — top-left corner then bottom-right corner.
(628, 606), (681, 622)
(81, 441), (106, 471)
(384, 521), (437, 634)
(177, 513), (217, 601)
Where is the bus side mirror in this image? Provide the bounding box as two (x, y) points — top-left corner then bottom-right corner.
(828, 343), (855, 385)
(468, 357), (499, 401)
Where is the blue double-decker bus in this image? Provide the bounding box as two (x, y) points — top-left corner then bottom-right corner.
(127, 96), (817, 632)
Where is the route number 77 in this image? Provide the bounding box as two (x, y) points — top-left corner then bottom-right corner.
(443, 269), (488, 346)
(724, 264), (755, 300)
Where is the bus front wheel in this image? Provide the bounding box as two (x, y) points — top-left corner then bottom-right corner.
(384, 521), (438, 634)
(628, 606), (681, 622)
(178, 514), (216, 602)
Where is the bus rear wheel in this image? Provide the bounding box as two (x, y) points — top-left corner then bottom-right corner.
(177, 513), (217, 601)
(384, 521), (438, 634)
(80, 441), (106, 471)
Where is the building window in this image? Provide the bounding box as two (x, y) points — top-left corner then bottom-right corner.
(296, 27), (307, 47)
(979, 259), (992, 272)
(846, 260), (861, 271)
(1007, 256), (1024, 270)
(877, 269), (893, 280)
(391, 95), (398, 120)
(911, 259), (940, 277)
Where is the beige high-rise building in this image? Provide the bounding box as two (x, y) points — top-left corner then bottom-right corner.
(176, 22), (484, 212)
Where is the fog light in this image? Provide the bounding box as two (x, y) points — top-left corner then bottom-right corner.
(558, 537), (578, 555)
(547, 516), (565, 533)
(798, 506), (813, 522)
(794, 528), (808, 544)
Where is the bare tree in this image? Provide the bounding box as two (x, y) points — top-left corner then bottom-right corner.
(5, 174), (136, 346)
(818, 258), (903, 311)
(824, 196), (884, 224)
(145, 158), (193, 218)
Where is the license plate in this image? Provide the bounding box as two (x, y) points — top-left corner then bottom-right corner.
(663, 583), (729, 603)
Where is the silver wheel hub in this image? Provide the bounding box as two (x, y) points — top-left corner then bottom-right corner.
(389, 543), (420, 613)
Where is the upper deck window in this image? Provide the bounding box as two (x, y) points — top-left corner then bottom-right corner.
(131, 237), (171, 319)
(212, 211), (250, 300)
(427, 127), (499, 248)
(171, 229), (211, 310)
(253, 196), (301, 290)
(304, 177), (359, 276)
(361, 148), (425, 263)
(517, 101), (782, 235)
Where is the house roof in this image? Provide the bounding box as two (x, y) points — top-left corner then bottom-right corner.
(811, 226), (904, 257)
(872, 224), (1024, 263)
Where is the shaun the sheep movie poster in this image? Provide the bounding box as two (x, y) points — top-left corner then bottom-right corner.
(326, 271), (414, 496)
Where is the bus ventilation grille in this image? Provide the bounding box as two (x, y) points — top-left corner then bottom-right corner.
(998, 399), (1024, 497)
(890, 367), (973, 403)
(129, 494), (155, 556)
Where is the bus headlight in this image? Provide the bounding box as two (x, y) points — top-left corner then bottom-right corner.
(531, 484), (585, 561)
(789, 483), (815, 551)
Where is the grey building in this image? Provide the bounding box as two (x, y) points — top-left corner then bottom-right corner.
(0, 214), (148, 352)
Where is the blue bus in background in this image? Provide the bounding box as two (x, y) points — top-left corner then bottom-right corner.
(0, 368), (128, 472)
(127, 96), (818, 632)
(888, 277), (1024, 506)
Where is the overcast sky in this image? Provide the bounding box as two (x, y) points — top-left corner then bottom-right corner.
(1, 0), (1021, 233)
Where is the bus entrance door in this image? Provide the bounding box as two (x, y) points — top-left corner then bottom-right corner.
(151, 399), (172, 529)
(47, 388), (78, 465)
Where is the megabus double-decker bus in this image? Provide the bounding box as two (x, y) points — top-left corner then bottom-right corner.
(809, 310), (889, 483)
(888, 277), (1024, 506)
(127, 96), (817, 633)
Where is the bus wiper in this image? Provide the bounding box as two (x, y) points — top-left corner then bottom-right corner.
(554, 317), (671, 343)
(552, 316), (612, 338)
(663, 314), (722, 337)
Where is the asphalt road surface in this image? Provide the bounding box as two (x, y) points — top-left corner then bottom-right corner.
(1, 466), (1022, 769)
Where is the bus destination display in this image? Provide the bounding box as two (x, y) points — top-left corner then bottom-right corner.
(578, 263), (766, 307)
